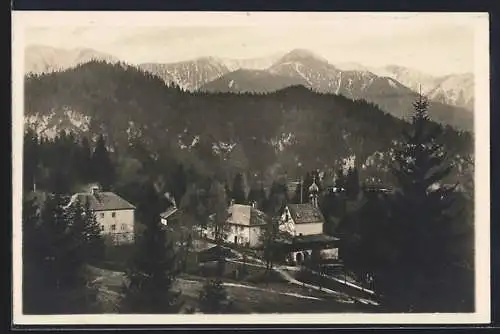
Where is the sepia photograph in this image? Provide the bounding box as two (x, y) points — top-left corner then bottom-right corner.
(11, 11), (490, 325)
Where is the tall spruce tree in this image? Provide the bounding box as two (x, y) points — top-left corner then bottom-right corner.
(231, 173), (247, 204)
(121, 181), (182, 313)
(170, 163), (187, 206)
(91, 135), (115, 191)
(207, 181), (230, 257)
(345, 167), (360, 200)
(334, 168), (347, 190)
(198, 181), (230, 313)
(22, 195), (43, 313)
(259, 189), (291, 280)
(387, 93), (458, 311)
(264, 180), (288, 214)
(23, 193), (103, 314)
(79, 137), (93, 183)
(247, 183), (267, 210)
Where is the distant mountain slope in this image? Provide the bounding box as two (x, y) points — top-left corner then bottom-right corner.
(200, 69), (308, 93)
(202, 49), (473, 131)
(23, 45), (474, 130)
(426, 73), (474, 112)
(138, 57), (231, 91)
(138, 54), (284, 90)
(24, 61), (473, 187)
(370, 65), (474, 112)
(24, 45), (120, 74)
(216, 53), (284, 71)
(370, 65), (439, 93)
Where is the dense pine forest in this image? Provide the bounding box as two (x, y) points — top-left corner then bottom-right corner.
(24, 61), (473, 193)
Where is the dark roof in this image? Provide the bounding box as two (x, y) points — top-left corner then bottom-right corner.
(294, 234), (339, 243)
(68, 192), (135, 211)
(218, 204), (268, 226)
(196, 245), (238, 262)
(287, 203), (325, 224)
(249, 207), (267, 226)
(160, 206), (180, 219)
(276, 233), (339, 245)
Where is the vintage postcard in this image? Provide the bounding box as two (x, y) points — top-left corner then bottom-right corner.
(11, 11), (490, 325)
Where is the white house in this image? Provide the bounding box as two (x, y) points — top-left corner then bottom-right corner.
(204, 203), (268, 248)
(279, 177), (340, 264)
(66, 185), (136, 245)
(280, 177), (324, 237)
(280, 203), (325, 236)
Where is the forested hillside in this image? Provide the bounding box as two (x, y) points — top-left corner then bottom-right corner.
(24, 61), (474, 191)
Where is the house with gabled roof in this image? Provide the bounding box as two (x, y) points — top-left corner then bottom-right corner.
(160, 205), (182, 228)
(203, 202), (268, 248)
(65, 184), (136, 245)
(281, 203), (325, 236)
(278, 176), (340, 265)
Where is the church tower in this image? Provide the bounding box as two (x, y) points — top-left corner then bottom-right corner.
(308, 175), (319, 208)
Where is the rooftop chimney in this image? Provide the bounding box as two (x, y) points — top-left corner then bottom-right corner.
(91, 185), (100, 196)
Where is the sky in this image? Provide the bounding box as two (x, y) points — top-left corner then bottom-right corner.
(18, 12), (483, 76)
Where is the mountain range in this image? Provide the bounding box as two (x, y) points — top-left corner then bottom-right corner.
(23, 61), (474, 190)
(24, 45), (474, 130)
(24, 45), (120, 74)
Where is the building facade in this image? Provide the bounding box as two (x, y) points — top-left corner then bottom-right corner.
(278, 177), (340, 264)
(204, 203), (267, 248)
(66, 186), (136, 245)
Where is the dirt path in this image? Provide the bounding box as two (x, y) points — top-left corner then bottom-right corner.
(88, 265), (325, 304)
(225, 248), (380, 306)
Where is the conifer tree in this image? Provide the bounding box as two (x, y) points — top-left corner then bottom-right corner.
(198, 181), (230, 312)
(171, 163), (187, 206)
(387, 94), (459, 311)
(22, 195), (43, 313)
(91, 135), (115, 191)
(23, 194), (102, 313)
(121, 181), (182, 313)
(79, 137), (93, 183)
(231, 173), (247, 204)
(265, 180), (288, 214)
(345, 167), (360, 200)
(207, 181), (230, 252)
(334, 168), (347, 190)
(247, 183), (267, 209)
(259, 192), (291, 280)
(68, 201), (105, 264)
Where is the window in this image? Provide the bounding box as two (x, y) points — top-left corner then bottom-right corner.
(112, 212), (116, 218)
(100, 212), (105, 218)
(111, 224), (116, 231)
(100, 225), (104, 231)
(121, 224), (126, 231)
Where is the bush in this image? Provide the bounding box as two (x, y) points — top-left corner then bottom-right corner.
(91, 243), (135, 272)
(198, 279), (231, 314)
(244, 270), (287, 284)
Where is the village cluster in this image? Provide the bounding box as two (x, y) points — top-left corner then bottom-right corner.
(55, 168), (388, 293)
(67, 178), (345, 269)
